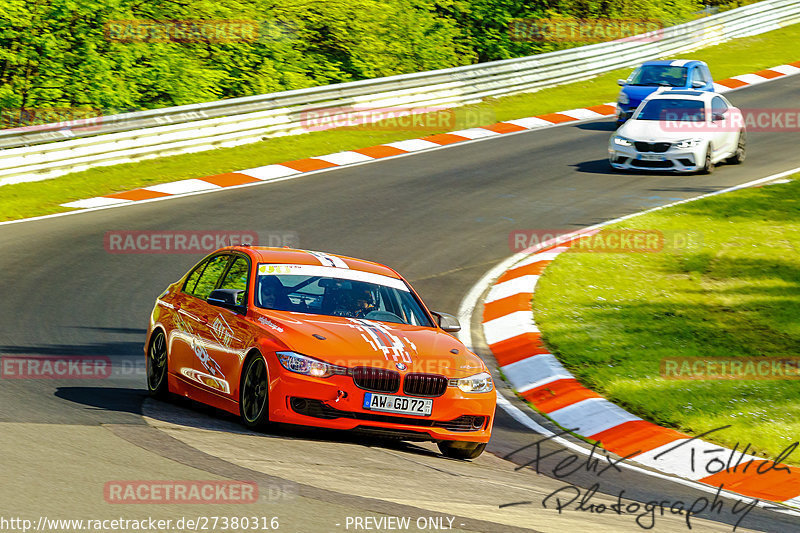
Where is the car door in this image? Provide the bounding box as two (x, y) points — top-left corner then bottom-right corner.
(203, 253), (254, 400)
(167, 256), (212, 380)
(174, 254), (232, 392)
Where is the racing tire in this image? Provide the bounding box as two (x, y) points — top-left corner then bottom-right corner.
(240, 352), (270, 430)
(726, 132), (746, 164)
(437, 440), (487, 460)
(700, 144), (715, 175)
(146, 330), (170, 399)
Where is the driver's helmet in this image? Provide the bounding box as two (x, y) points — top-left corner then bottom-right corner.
(343, 283), (377, 318)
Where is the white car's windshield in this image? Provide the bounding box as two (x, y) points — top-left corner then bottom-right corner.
(256, 264), (433, 326)
(636, 99), (705, 122)
(628, 65), (688, 87)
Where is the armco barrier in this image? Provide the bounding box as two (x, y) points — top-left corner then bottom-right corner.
(1, 0), (799, 187)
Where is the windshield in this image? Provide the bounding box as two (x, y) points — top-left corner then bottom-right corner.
(635, 99), (705, 122)
(256, 264), (433, 327)
(628, 65), (688, 87)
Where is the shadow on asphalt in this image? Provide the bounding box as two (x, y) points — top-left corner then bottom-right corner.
(138, 393), (444, 459)
(575, 120), (618, 132)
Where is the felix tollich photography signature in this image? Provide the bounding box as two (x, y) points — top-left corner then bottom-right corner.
(499, 426), (798, 531)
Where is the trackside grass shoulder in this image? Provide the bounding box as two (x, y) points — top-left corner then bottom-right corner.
(533, 175), (800, 464)
(1, 23), (799, 222)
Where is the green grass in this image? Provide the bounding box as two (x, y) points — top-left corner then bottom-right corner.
(2, 22), (799, 222)
(534, 175), (800, 464)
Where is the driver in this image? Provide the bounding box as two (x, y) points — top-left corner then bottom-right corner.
(332, 284), (377, 318)
(351, 287), (377, 318)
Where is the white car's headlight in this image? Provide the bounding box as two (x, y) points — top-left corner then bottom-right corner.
(617, 91), (630, 106)
(277, 351), (344, 378)
(675, 138), (703, 148)
(453, 372), (494, 393)
(613, 136), (633, 147)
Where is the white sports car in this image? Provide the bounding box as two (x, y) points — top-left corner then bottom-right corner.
(608, 90), (746, 173)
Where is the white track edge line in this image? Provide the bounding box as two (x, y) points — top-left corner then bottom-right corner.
(458, 165), (800, 514)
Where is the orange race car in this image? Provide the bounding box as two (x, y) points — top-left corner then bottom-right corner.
(145, 246), (496, 459)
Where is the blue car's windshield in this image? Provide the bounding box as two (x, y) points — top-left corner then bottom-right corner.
(635, 99), (705, 122)
(628, 65), (688, 87)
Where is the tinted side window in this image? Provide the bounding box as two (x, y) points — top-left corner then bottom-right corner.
(218, 256), (250, 305)
(712, 96), (728, 114)
(183, 259), (208, 295)
(191, 255), (231, 300)
(693, 66), (709, 84)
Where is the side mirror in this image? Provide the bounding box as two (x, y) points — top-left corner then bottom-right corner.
(691, 81), (705, 88)
(208, 289), (246, 313)
(617, 79), (627, 86)
(713, 112), (726, 122)
(431, 311), (461, 333)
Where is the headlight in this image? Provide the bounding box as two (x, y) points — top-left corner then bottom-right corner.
(613, 136), (633, 147)
(617, 91), (630, 106)
(454, 372), (494, 393)
(277, 351), (344, 378)
(675, 138), (703, 148)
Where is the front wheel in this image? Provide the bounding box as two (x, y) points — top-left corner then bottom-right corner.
(437, 440), (487, 460)
(726, 132), (746, 164)
(240, 352), (270, 430)
(146, 330), (169, 399)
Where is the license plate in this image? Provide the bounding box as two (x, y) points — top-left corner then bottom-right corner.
(638, 154), (665, 161)
(363, 393), (432, 416)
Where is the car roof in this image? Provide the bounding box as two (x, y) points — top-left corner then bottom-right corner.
(640, 60), (705, 68)
(664, 90), (705, 96)
(643, 90), (722, 103)
(226, 246), (402, 279)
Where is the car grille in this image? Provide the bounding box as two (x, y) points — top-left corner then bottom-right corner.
(289, 398), (487, 433)
(403, 373), (448, 397)
(350, 366), (400, 393)
(631, 159), (674, 168)
(634, 142), (671, 153)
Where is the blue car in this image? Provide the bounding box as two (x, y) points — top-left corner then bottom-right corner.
(616, 60), (715, 126)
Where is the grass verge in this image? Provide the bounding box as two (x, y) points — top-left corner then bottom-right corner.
(534, 175), (800, 465)
(1, 23), (799, 222)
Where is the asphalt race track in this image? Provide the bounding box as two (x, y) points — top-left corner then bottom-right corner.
(1, 74), (799, 532)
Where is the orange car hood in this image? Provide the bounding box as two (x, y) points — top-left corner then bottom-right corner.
(253, 312), (485, 377)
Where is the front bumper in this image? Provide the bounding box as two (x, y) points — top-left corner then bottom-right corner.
(267, 371), (496, 442)
(608, 143), (704, 172)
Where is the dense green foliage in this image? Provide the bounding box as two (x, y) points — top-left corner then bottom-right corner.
(0, 0), (701, 118)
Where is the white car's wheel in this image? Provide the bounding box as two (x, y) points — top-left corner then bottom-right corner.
(701, 144), (714, 175)
(726, 132), (746, 164)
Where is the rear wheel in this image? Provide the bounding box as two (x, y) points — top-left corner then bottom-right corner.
(240, 352), (270, 430)
(701, 144), (715, 174)
(437, 440), (487, 460)
(146, 330), (169, 399)
(726, 132), (746, 164)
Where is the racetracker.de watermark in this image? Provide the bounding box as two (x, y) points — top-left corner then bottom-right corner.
(509, 17), (665, 43)
(0, 107), (103, 133)
(300, 106), (496, 132)
(661, 357), (800, 380)
(105, 481), (258, 504)
(104, 230), (299, 254)
(509, 229), (703, 253)
(1, 356), (112, 379)
(659, 108), (800, 133)
(105, 19), (260, 43)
